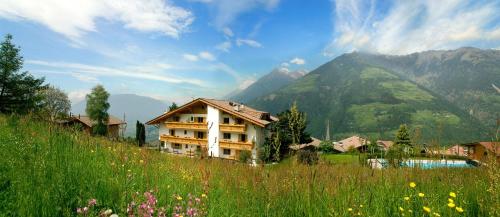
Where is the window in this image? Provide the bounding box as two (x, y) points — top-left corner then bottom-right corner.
(190, 116), (194, 122)
(197, 131), (205, 139)
(240, 134), (247, 142)
(173, 143), (181, 149)
(236, 118), (244, 124)
(223, 117), (230, 124)
(173, 116), (180, 122)
(170, 130), (175, 136)
(223, 133), (231, 140)
(184, 130), (187, 135)
(197, 117), (204, 123)
(196, 145), (201, 151)
(223, 148), (231, 155)
(185, 144), (188, 149)
(160, 141), (165, 147)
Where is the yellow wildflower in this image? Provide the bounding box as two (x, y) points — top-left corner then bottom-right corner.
(418, 193), (425, 197)
(127, 169), (131, 173)
(408, 210), (413, 213)
(176, 196), (182, 201)
(448, 203), (455, 208)
(409, 182), (416, 188)
(423, 206), (431, 213)
(139, 160), (144, 164)
(357, 212), (361, 216)
(348, 208), (353, 212)
(448, 198), (454, 203)
(201, 193), (207, 198)
(399, 207), (404, 212)
(404, 196), (410, 201)
(433, 212), (441, 217)
(359, 205), (363, 208)
(449, 192), (456, 198)
(456, 207), (464, 213)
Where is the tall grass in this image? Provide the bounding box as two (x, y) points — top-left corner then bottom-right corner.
(0, 115), (496, 216)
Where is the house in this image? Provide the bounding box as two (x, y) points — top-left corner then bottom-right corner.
(376, 140), (393, 151)
(462, 142), (500, 163)
(333, 136), (370, 152)
(290, 137), (322, 151)
(65, 115), (126, 138)
(146, 98), (277, 162)
(444, 145), (468, 157)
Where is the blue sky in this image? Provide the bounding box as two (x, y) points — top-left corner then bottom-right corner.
(1, 0), (499, 104)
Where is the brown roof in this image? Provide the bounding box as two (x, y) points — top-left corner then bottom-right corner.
(334, 136), (369, 151)
(377, 140), (394, 150)
(290, 137), (322, 150)
(146, 98), (277, 127)
(71, 115), (125, 127)
(462, 142), (500, 156)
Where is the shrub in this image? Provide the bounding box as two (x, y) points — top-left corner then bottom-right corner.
(239, 150), (251, 164)
(318, 141), (335, 153)
(297, 150), (318, 165)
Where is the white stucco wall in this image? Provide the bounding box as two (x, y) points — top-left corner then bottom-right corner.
(207, 105), (220, 157)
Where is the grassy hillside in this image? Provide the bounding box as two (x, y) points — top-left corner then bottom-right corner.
(0, 115), (497, 216)
(249, 54), (487, 144)
(357, 48), (500, 129)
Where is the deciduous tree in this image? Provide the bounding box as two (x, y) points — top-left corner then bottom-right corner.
(39, 86), (71, 121)
(85, 85), (110, 136)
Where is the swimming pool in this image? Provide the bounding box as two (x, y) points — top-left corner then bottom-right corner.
(367, 159), (476, 169)
(403, 159), (475, 169)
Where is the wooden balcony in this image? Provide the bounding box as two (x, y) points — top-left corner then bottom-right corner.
(219, 140), (253, 151)
(165, 122), (207, 130)
(219, 124), (246, 133)
(160, 135), (208, 146)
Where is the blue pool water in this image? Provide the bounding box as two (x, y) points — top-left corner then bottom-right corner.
(368, 159), (476, 169)
(403, 160), (474, 169)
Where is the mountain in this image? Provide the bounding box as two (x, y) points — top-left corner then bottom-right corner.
(248, 52), (489, 145)
(356, 47), (500, 129)
(228, 68), (306, 103)
(72, 94), (169, 141)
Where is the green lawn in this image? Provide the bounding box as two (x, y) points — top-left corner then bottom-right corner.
(0, 115), (498, 216)
(321, 154), (360, 164)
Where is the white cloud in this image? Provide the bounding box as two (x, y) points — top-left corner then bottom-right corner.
(236, 38), (262, 47)
(290, 57), (305, 65)
(199, 51), (216, 61)
(326, 0), (500, 55)
(222, 27), (234, 37)
(0, 0), (194, 41)
(278, 67), (290, 73)
(281, 62), (290, 67)
(71, 72), (99, 83)
(198, 0), (280, 28)
(238, 78), (256, 90)
(26, 60), (204, 86)
(215, 41), (232, 52)
(183, 53), (199, 62)
(68, 89), (91, 104)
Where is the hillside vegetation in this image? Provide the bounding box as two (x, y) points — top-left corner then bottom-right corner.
(250, 54), (487, 144)
(0, 115), (497, 216)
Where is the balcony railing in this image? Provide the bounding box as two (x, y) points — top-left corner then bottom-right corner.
(219, 124), (246, 133)
(219, 140), (253, 151)
(160, 134), (208, 146)
(165, 121), (207, 130)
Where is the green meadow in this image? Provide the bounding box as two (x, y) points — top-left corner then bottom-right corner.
(0, 115), (498, 217)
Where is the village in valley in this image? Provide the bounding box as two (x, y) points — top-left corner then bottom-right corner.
(1, 1), (500, 216)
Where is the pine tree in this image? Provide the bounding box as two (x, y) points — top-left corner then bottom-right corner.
(85, 85), (110, 136)
(0, 34), (46, 114)
(395, 124), (412, 147)
(168, 103), (178, 111)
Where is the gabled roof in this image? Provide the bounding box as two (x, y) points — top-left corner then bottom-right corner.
(290, 137), (322, 150)
(71, 115), (125, 127)
(146, 98), (277, 127)
(463, 142), (500, 156)
(335, 136), (369, 150)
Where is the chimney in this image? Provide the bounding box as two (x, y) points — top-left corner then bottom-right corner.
(78, 114), (80, 119)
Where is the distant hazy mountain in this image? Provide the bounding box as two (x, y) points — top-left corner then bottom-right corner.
(356, 47), (500, 129)
(249, 52), (488, 144)
(228, 68), (306, 103)
(72, 94), (169, 141)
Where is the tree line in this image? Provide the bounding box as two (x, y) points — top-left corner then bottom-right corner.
(0, 34), (147, 144)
